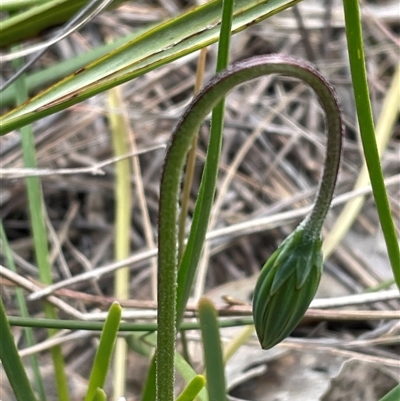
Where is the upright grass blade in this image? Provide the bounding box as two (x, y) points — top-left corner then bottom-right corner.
(13, 55), (70, 401)
(0, 221), (47, 401)
(175, 0), (234, 324)
(199, 299), (226, 401)
(0, 297), (38, 401)
(343, 0), (400, 289)
(176, 375), (206, 401)
(156, 2), (235, 400)
(84, 302), (121, 401)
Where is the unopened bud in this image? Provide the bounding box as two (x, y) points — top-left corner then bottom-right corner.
(252, 226), (323, 349)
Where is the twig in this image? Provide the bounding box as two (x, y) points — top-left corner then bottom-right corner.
(0, 144), (166, 178)
(0, 265), (84, 319)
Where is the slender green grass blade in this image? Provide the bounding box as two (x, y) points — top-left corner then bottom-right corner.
(176, 0), (234, 325)
(0, 0), (44, 11)
(13, 54), (70, 401)
(85, 302), (121, 401)
(155, 2), (235, 400)
(176, 375), (206, 401)
(0, 221), (47, 401)
(0, 27), (149, 108)
(343, 0), (400, 288)
(174, 354), (208, 401)
(0, 0), (301, 135)
(199, 299), (226, 401)
(0, 298), (38, 401)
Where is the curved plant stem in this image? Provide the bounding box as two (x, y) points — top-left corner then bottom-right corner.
(343, 0), (400, 288)
(323, 63), (400, 260)
(158, 54), (342, 401)
(156, 1), (235, 399)
(175, 0), (235, 325)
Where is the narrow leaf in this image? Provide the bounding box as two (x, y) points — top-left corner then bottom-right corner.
(85, 302), (122, 401)
(0, 298), (38, 401)
(176, 375), (206, 401)
(199, 299), (226, 401)
(0, 0), (301, 135)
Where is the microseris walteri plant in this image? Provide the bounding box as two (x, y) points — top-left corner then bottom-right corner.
(157, 54), (343, 399)
(251, 62), (343, 350)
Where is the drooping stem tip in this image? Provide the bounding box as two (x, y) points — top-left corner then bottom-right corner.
(157, 54), (343, 397)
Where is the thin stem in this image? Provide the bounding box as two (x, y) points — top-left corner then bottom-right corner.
(343, 0), (400, 288)
(7, 315), (255, 331)
(156, 1), (235, 399)
(322, 64), (400, 259)
(175, 375), (205, 401)
(302, 98), (342, 238)
(175, 62), (342, 327)
(158, 54), (342, 401)
(176, 0), (235, 326)
(13, 53), (70, 401)
(199, 299), (226, 400)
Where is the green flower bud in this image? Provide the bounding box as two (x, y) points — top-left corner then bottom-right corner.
(252, 225), (323, 349)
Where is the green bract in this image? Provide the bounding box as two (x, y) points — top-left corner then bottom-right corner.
(252, 224), (323, 349)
